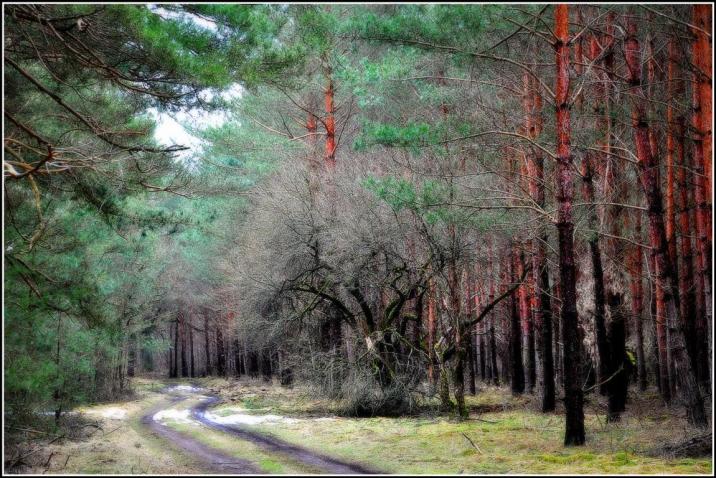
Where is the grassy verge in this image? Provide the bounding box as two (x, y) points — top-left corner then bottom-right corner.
(158, 396), (321, 474)
(6, 388), (205, 474)
(201, 380), (711, 474)
(7, 377), (710, 474)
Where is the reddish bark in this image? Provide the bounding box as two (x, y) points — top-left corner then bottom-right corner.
(323, 62), (336, 169)
(691, 7), (713, 390)
(510, 245), (525, 395)
(674, 110), (700, 384)
(655, 263), (671, 402)
(526, 257), (537, 392)
(693, 5), (712, 222)
(665, 39), (679, 270)
(523, 71), (554, 410)
(488, 239), (500, 386)
(517, 249), (534, 391)
(691, 72), (711, 388)
(624, 16), (706, 425)
(554, 4), (584, 446)
(573, 8), (585, 109)
(643, 32), (674, 399)
(628, 211), (647, 391)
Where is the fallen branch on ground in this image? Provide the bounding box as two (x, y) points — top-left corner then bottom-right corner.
(461, 432), (483, 454)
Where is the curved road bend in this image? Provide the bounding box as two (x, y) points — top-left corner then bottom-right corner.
(191, 395), (379, 475)
(140, 394), (260, 474)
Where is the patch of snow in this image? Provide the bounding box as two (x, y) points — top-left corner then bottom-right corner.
(153, 408), (195, 424)
(166, 385), (204, 393)
(204, 411), (299, 426)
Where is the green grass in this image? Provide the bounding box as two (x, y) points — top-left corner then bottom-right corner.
(237, 388), (712, 475)
(168, 414), (321, 474)
(28, 377), (709, 475)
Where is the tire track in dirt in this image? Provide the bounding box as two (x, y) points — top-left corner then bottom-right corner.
(140, 394), (260, 474)
(191, 395), (379, 474)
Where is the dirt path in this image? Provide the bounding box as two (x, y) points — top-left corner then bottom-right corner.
(191, 396), (378, 474)
(142, 385), (378, 474)
(140, 394), (260, 474)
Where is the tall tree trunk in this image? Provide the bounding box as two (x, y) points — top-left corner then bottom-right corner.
(524, 68), (554, 408)
(54, 315), (63, 424)
(448, 246), (466, 416)
(510, 246), (525, 395)
(649, 255), (661, 392)
(478, 325), (486, 382)
(172, 320), (179, 379)
(261, 350), (272, 381)
(204, 315), (212, 376)
(127, 334), (136, 378)
(488, 237), (500, 386)
(601, 13), (630, 403)
(537, 254), (555, 411)
(693, 5), (712, 242)
(691, 60), (712, 390)
(216, 327), (226, 376)
(665, 38), (680, 282)
(554, 5), (585, 445)
(646, 32), (676, 401)
(518, 249), (536, 392)
(489, 316), (499, 386)
(581, 154), (609, 396)
(233, 339), (242, 377)
(670, 42), (700, 387)
(606, 294), (629, 422)
(427, 278), (438, 390)
(306, 105), (320, 197)
(249, 351), (259, 378)
(552, 282), (562, 390)
(629, 211), (648, 391)
(180, 313), (188, 378)
(624, 16), (707, 426)
(466, 272), (477, 395)
(453, 345), (467, 418)
(323, 57), (336, 170)
(467, 329), (477, 395)
(189, 323), (195, 378)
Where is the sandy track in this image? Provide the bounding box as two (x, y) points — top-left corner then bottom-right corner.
(140, 395), (260, 474)
(141, 385), (379, 474)
(191, 396), (379, 474)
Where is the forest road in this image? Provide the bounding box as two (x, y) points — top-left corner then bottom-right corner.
(191, 395), (379, 474)
(142, 385), (379, 474)
(140, 393), (261, 474)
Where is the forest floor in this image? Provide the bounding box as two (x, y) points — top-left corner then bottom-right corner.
(4, 376), (712, 474)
